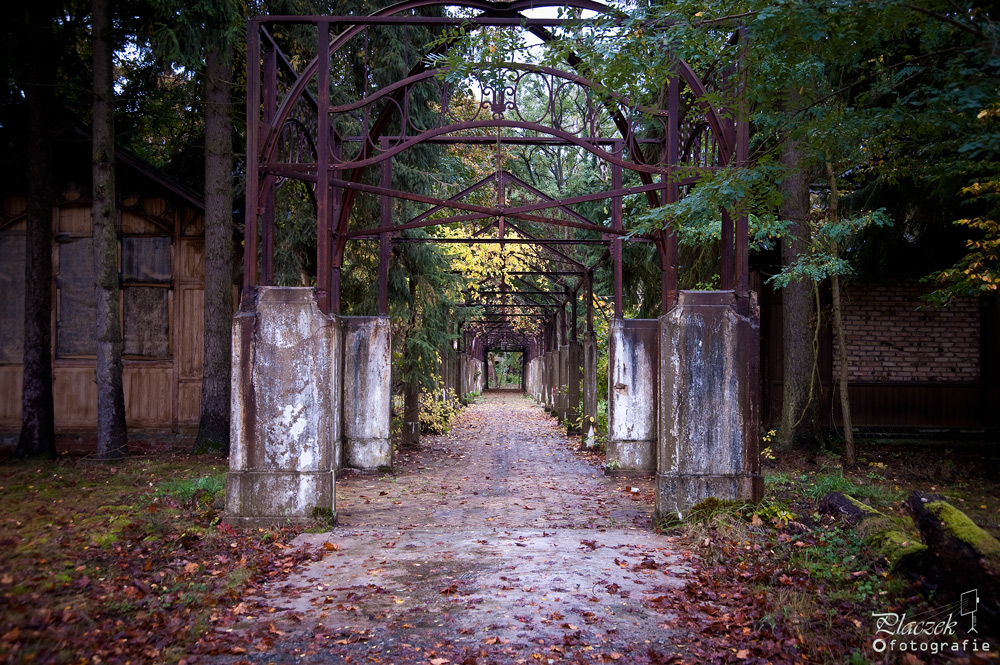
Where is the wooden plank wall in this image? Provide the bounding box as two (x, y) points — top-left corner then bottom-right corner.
(0, 191), (206, 431)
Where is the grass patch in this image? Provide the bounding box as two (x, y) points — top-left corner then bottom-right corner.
(155, 473), (225, 503)
(0, 453), (317, 664)
(803, 467), (903, 504)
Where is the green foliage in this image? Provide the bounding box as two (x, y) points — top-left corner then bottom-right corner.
(923, 178), (1000, 303)
(419, 386), (463, 434)
(768, 210), (894, 288)
(804, 469), (902, 504)
(155, 474), (226, 504)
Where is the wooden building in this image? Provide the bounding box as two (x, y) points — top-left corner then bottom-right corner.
(0, 128), (208, 431)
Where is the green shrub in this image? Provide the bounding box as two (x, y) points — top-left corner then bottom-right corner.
(419, 387), (462, 433)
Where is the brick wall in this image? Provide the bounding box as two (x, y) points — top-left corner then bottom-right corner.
(834, 280), (980, 383)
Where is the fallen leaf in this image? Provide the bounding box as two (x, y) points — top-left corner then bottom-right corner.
(323, 541), (339, 551)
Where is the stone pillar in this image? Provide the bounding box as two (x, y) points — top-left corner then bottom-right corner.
(226, 287), (338, 525)
(607, 319), (658, 472)
(581, 332), (598, 447)
(656, 291), (763, 520)
(566, 340), (582, 433)
(545, 349), (559, 417)
(342, 316), (392, 470)
(556, 345), (569, 421)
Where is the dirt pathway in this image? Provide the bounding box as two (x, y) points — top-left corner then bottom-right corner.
(200, 392), (697, 664)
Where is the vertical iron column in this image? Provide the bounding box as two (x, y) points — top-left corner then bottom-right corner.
(662, 74), (679, 314)
(378, 137), (392, 315)
(329, 139), (342, 314)
(720, 55), (738, 292)
(736, 27), (751, 317)
(315, 22), (332, 313)
(242, 20), (261, 304)
(260, 41), (277, 286)
(612, 140), (623, 319)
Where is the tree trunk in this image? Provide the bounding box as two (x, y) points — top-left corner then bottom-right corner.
(776, 134), (821, 450)
(92, 0), (128, 459)
(15, 3), (58, 459)
(194, 42), (235, 454)
(402, 382), (420, 448)
(825, 161), (855, 466)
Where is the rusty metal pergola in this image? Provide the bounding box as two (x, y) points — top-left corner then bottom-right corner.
(243, 0), (749, 357)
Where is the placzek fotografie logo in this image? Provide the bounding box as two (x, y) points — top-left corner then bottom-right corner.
(870, 590), (993, 657)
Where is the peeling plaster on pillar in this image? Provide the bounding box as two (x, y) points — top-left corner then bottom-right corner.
(655, 291), (763, 521)
(342, 316), (392, 470)
(225, 287), (337, 526)
(607, 319), (659, 472)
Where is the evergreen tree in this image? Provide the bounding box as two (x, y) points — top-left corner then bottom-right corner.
(92, 0), (128, 459)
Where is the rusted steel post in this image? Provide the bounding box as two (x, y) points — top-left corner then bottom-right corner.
(586, 270), (594, 334)
(612, 141), (623, 319)
(329, 139), (342, 314)
(315, 21), (331, 313)
(720, 209), (734, 290)
(720, 56), (737, 292)
(242, 20), (261, 304)
(378, 137), (391, 315)
(662, 74), (679, 314)
(736, 27), (751, 317)
(261, 41), (277, 286)
(571, 288), (578, 342)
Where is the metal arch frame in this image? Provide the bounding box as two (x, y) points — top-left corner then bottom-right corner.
(244, 0), (750, 355)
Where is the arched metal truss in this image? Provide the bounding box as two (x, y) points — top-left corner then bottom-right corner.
(244, 0), (750, 358)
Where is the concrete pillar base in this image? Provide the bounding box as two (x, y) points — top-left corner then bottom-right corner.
(607, 319), (658, 472)
(225, 287), (337, 526)
(654, 474), (764, 521)
(344, 437), (392, 469)
(607, 439), (656, 473)
(655, 291), (762, 521)
(343, 316), (392, 471)
(226, 471), (336, 526)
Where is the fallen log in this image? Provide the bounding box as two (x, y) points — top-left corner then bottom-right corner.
(905, 491), (1000, 623)
(819, 492), (927, 569)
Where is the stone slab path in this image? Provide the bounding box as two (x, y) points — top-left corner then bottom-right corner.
(200, 392), (697, 664)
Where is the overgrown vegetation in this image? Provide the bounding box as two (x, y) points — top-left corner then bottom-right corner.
(0, 454), (321, 664)
(652, 441), (999, 663)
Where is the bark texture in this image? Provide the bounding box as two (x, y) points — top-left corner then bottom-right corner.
(92, 0), (128, 459)
(777, 136), (821, 450)
(15, 3), (58, 459)
(826, 163), (855, 465)
(194, 42), (235, 454)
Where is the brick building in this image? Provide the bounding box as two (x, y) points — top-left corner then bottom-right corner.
(759, 277), (1000, 430)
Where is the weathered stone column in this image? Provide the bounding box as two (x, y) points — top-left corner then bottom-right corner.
(607, 319), (658, 472)
(547, 351), (558, 413)
(226, 287), (338, 525)
(555, 345), (569, 421)
(581, 331), (598, 447)
(566, 340), (582, 433)
(342, 316), (392, 470)
(656, 291), (762, 520)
